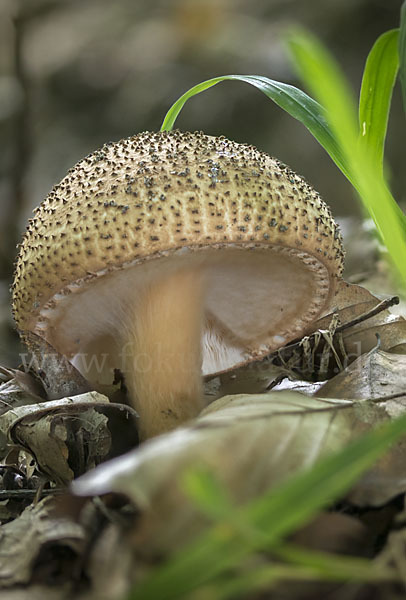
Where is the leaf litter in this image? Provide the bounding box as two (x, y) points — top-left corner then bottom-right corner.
(1, 282), (406, 598)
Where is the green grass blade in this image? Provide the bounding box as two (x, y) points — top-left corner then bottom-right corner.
(275, 543), (395, 581)
(399, 1), (406, 115)
(286, 28), (359, 155)
(193, 549), (396, 600)
(286, 28), (406, 285)
(160, 77), (224, 131)
(127, 414), (406, 600)
(160, 74), (350, 179)
(359, 29), (399, 171)
(160, 23), (406, 282)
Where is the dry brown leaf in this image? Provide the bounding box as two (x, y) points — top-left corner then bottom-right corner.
(263, 282), (405, 382)
(343, 318), (406, 359)
(0, 392), (138, 484)
(315, 280), (383, 329)
(20, 332), (91, 400)
(0, 497), (84, 588)
(317, 349), (406, 402)
(0, 366), (45, 400)
(0, 375), (44, 419)
(72, 368), (406, 558)
(73, 390), (406, 557)
(0, 371), (47, 461)
(316, 349), (406, 506)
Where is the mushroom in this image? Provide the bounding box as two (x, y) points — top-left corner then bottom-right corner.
(12, 130), (344, 440)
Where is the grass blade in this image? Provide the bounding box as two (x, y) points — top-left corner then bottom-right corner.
(399, 1), (406, 115)
(160, 74), (349, 179)
(127, 414), (406, 600)
(193, 548), (397, 600)
(359, 29), (399, 171)
(286, 28), (359, 157)
(160, 24), (406, 282)
(286, 28), (406, 285)
(160, 77), (223, 131)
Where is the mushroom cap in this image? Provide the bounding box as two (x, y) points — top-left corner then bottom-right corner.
(12, 130), (344, 376)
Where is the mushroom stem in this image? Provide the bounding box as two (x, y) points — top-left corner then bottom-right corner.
(122, 268), (206, 440)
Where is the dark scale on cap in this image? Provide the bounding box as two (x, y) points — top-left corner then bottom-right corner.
(12, 130), (344, 330)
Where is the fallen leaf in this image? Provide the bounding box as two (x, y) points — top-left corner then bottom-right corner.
(315, 280), (385, 328)
(261, 282), (405, 382)
(317, 349), (406, 506)
(317, 349), (406, 404)
(20, 332), (91, 400)
(0, 497), (84, 588)
(73, 390), (404, 557)
(0, 372), (47, 461)
(0, 392), (138, 484)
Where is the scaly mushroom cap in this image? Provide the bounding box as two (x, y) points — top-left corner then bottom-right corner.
(12, 130), (344, 378)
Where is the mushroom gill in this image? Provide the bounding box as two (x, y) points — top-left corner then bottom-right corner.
(12, 130), (344, 439)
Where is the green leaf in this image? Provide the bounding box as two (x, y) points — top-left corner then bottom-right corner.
(286, 28), (359, 158)
(160, 75), (350, 179)
(399, 1), (406, 115)
(286, 27), (406, 287)
(127, 414), (406, 600)
(161, 77), (223, 131)
(191, 562), (395, 600)
(359, 29), (399, 171)
(193, 547), (396, 600)
(160, 25), (406, 284)
(275, 543), (395, 582)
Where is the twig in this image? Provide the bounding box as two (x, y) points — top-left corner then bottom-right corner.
(0, 487), (66, 500)
(334, 296), (400, 333)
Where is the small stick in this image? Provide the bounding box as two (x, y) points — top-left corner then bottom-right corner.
(0, 488), (66, 500)
(334, 296), (399, 334)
